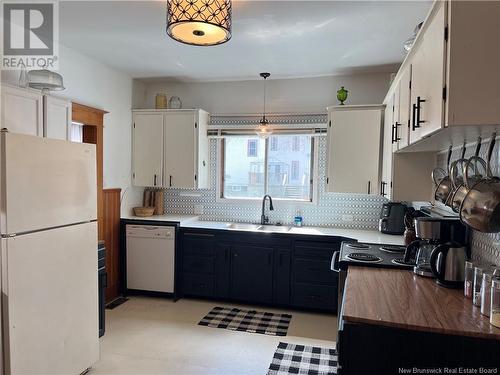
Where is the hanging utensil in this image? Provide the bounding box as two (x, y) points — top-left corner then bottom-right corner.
(460, 133), (500, 232)
(451, 137), (487, 213)
(434, 145), (454, 204)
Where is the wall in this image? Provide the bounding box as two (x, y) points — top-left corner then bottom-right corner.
(136, 72), (393, 229)
(1, 45), (142, 214)
(436, 140), (500, 266)
(134, 72), (393, 113)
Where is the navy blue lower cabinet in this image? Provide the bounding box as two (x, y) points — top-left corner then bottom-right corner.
(273, 248), (291, 305)
(230, 245), (273, 304)
(214, 243), (231, 298)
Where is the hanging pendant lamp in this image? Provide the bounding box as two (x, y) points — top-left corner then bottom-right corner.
(256, 72), (273, 139)
(166, 0), (232, 46)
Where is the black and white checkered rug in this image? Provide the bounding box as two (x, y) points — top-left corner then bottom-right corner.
(198, 306), (292, 336)
(267, 342), (338, 375)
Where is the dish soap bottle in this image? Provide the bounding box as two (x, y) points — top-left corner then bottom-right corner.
(294, 210), (303, 227)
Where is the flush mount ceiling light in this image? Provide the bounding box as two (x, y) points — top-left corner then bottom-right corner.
(166, 0), (232, 46)
(256, 72), (273, 139)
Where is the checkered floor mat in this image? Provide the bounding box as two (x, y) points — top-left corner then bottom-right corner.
(198, 306), (292, 336)
(267, 342), (338, 375)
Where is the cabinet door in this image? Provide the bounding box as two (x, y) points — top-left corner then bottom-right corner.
(164, 112), (196, 188)
(215, 243), (231, 299)
(326, 108), (382, 194)
(273, 249), (291, 305)
(410, 1), (446, 143)
(231, 245), (273, 304)
(44, 96), (71, 140)
(392, 83), (401, 153)
(397, 66), (412, 150)
(381, 98), (394, 198)
(1, 85), (43, 136)
(132, 113), (163, 187)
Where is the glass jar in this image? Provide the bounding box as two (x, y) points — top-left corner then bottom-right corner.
(473, 265), (485, 307)
(491, 270), (500, 328)
(464, 260), (474, 299)
(480, 271), (493, 316)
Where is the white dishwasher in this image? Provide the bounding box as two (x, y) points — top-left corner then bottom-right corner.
(126, 225), (175, 293)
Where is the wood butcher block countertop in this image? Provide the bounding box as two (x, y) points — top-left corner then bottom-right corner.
(342, 267), (500, 340)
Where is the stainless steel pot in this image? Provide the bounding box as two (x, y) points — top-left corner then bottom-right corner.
(451, 156), (487, 213)
(433, 146), (453, 204)
(460, 134), (500, 233)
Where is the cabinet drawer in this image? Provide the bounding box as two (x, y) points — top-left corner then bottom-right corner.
(182, 236), (215, 257)
(292, 283), (337, 311)
(183, 255), (214, 274)
(294, 243), (339, 260)
(293, 259), (337, 285)
(182, 274), (214, 297)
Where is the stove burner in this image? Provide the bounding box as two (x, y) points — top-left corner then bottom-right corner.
(379, 245), (406, 254)
(392, 258), (415, 267)
(346, 252), (382, 263)
(345, 243), (370, 250)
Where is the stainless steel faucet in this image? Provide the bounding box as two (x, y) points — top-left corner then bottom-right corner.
(261, 195), (274, 225)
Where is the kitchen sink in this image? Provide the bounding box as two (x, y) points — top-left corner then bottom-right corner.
(226, 223), (261, 231)
(257, 225), (291, 233)
(225, 223), (291, 233)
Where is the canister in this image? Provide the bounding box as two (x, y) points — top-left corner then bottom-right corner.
(464, 260), (474, 299)
(480, 271), (493, 316)
(491, 269), (500, 328)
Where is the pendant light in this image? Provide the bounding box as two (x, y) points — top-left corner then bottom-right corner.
(256, 72), (272, 139)
(166, 0), (232, 46)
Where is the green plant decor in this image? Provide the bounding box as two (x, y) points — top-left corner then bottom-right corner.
(337, 86), (348, 105)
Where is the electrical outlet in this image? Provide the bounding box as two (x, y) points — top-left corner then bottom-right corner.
(341, 214), (354, 222)
(194, 204), (204, 215)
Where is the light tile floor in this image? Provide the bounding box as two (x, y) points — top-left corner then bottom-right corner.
(90, 297), (337, 375)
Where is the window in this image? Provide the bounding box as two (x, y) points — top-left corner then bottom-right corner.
(270, 137), (278, 151)
(292, 136), (300, 151)
(291, 161), (300, 180)
(247, 139), (258, 157)
(222, 134), (313, 201)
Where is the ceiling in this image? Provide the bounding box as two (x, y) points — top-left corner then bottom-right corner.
(60, 1), (432, 82)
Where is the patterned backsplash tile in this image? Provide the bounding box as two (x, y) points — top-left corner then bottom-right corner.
(163, 137), (387, 229)
(436, 137), (500, 266)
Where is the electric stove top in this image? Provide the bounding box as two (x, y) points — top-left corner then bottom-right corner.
(334, 241), (414, 271)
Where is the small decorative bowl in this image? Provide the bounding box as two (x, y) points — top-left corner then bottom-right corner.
(133, 207), (155, 217)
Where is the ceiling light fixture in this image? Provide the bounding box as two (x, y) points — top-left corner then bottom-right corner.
(256, 72), (272, 139)
(166, 0), (232, 46)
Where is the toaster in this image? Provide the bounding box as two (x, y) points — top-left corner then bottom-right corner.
(379, 202), (407, 235)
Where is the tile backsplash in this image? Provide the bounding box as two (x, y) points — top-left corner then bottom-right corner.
(436, 138), (500, 266)
(162, 137), (387, 229)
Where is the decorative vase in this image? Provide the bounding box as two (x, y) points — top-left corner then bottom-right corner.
(155, 93), (168, 109)
(169, 96), (182, 109)
(337, 86), (348, 105)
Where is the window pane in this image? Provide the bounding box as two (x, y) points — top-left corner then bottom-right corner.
(223, 137), (265, 198)
(267, 135), (312, 200)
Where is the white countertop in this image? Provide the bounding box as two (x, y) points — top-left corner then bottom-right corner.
(121, 216), (404, 245)
(121, 214), (199, 226)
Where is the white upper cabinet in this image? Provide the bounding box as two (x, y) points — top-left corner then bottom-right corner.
(384, 0), (500, 152)
(326, 105), (383, 195)
(132, 113), (164, 188)
(396, 65), (412, 150)
(132, 109), (209, 189)
(382, 97), (394, 198)
(1, 85), (43, 137)
(409, 0), (447, 143)
(44, 96), (72, 140)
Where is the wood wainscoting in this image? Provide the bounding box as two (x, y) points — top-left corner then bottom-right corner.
(103, 188), (122, 303)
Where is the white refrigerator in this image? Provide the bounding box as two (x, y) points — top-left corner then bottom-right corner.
(0, 132), (100, 375)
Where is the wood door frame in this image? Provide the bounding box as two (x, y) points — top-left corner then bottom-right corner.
(72, 102), (108, 240)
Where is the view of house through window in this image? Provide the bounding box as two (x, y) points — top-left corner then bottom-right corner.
(223, 134), (313, 201)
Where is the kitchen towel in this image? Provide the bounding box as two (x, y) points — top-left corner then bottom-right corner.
(198, 306), (292, 336)
(267, 342), (338, 375)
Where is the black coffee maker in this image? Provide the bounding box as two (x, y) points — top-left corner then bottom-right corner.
(404, 215), (468, 277)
